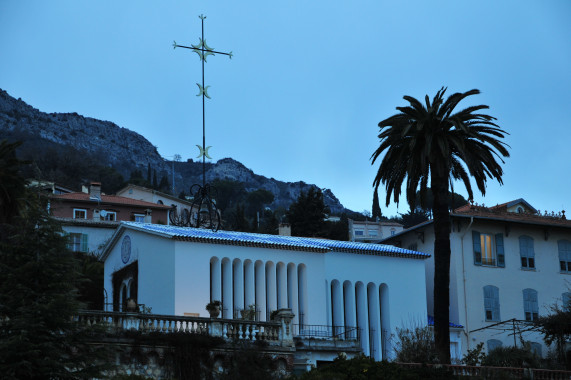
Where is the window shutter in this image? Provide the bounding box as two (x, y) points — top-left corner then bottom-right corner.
(473, 231), (482, 265)
(81, 234), (88, 252)
(493, 286), (501, 321)
(496, 233), (505, 267)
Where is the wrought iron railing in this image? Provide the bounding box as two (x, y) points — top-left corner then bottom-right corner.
(292, 324), (360, 342)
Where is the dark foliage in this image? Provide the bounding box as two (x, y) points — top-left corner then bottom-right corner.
(372, 188), (382, 219)
(121, 331), (225, 380)
(220, 341), (283, 380)
(398, 209), (430, 229)
(0, 201), (111, 378)
(482, 345), (540, 368)
(0, 140), (29, 230)
(74, 251), (105, 310)
(290, 354), (454, 380)
(286, 187), (329, 237)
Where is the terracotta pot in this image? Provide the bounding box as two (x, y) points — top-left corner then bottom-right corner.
(126, 299), (137, 312)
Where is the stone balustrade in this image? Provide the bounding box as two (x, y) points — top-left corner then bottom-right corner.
(77, 308), (294, 347)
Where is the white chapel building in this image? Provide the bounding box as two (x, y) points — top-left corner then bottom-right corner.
(102, 222), (429, 360)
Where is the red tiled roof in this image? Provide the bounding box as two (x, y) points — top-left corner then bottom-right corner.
(51, 192), (172, 209)
(452, 204), (571, 228)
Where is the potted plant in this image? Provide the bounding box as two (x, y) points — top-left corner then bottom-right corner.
(206, 300), (221, 318)
(240, 304), (257, 320)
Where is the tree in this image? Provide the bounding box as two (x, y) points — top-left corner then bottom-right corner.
(413, 188), (468, 215)
(372, 188), (382, 220)
(0, 140), (28, 231)
(399, 209), (430, 229)
(371, 87), (509, 363)
(286, 187), (328, 237)
(245, 189), (274, 218)
(0, 142), (109, 378)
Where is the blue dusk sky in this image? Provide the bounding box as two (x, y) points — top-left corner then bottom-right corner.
(1, 1), (570, 217)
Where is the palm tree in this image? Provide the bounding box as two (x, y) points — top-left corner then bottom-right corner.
(371, 87), (509, 363)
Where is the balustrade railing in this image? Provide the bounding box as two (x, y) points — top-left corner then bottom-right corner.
(77, 310), (285, 344)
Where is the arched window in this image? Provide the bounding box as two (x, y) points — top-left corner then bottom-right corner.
(530, 342), (542, 357)
(483, 285), (500, 321)
(487, 339), (502, 353)
(523, 288), (538, 321)
(558, 240), (571, 272)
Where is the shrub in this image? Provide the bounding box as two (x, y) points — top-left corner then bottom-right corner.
(394, 325), (439, 364)
(481, 344), (540, 368)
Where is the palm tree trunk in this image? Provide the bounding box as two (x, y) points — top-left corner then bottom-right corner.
(431, 173), (452, 364)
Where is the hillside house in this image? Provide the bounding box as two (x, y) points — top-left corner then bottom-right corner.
(49, 182), (171, 255)
(381, 199), (571, 359)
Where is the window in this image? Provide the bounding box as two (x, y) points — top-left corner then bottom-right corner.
(519, 236), (535, 269)
(354, 230), (364, 236)
(68, 233), (88, 252)
(483, 285), (500, 321)
(134, 214), (145, 223)
(368, 230), (378, 237)
(523, 288), (538, 321)
(73, 208), (87, 219)
(473, 231), (505, 267)
(101, 211), (116, 221)
(157, 200), (164, 205)
(558, 240), (571, 272)
(487, 339), (502, 352)
(408, 243), (418, 251)
(391, 229), (396, 236)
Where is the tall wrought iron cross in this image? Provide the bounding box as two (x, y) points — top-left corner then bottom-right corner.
(173, 14), (232, 187)
(170, 14), (231, 232)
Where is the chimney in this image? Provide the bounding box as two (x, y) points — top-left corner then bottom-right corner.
(89, 182), (102, 200)
(278, 223), (291, 236)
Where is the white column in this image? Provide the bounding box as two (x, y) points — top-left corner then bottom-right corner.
(244, 260), (255, 310)
(356, 282), (369, 356)
(277, 262), (287, 309)
(344, 281), (357, 338)
(233, 259), (244, 318)
(210, 257), (221, 302)
(255, 260), (266, 321)
(222, 258), (233, 319)
(266, 262), (277, 318)
(380, 283), (391, 360)
(331, 280), (344, 337)
(368, 283), (381, 361)
(287, 263), (299, 325)
(298, 265), (308, 326)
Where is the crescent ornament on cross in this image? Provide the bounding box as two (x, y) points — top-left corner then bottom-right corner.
(196, 83), (211, 99)
(196, 145), (212, 159)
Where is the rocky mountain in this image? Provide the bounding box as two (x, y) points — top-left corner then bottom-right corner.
(0, 89), (346, 214)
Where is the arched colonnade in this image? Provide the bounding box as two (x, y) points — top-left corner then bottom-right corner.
(210, 257), (308, 325)
(330, 279), (391, 360)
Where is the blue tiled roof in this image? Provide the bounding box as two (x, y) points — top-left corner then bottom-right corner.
(427, 315), (463, 328)
(121, 222), (430, 259)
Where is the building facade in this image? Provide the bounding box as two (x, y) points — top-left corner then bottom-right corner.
(382, 199), (570, 359)
(102, 222), (430, 361)
(348, 219), (403, 243)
